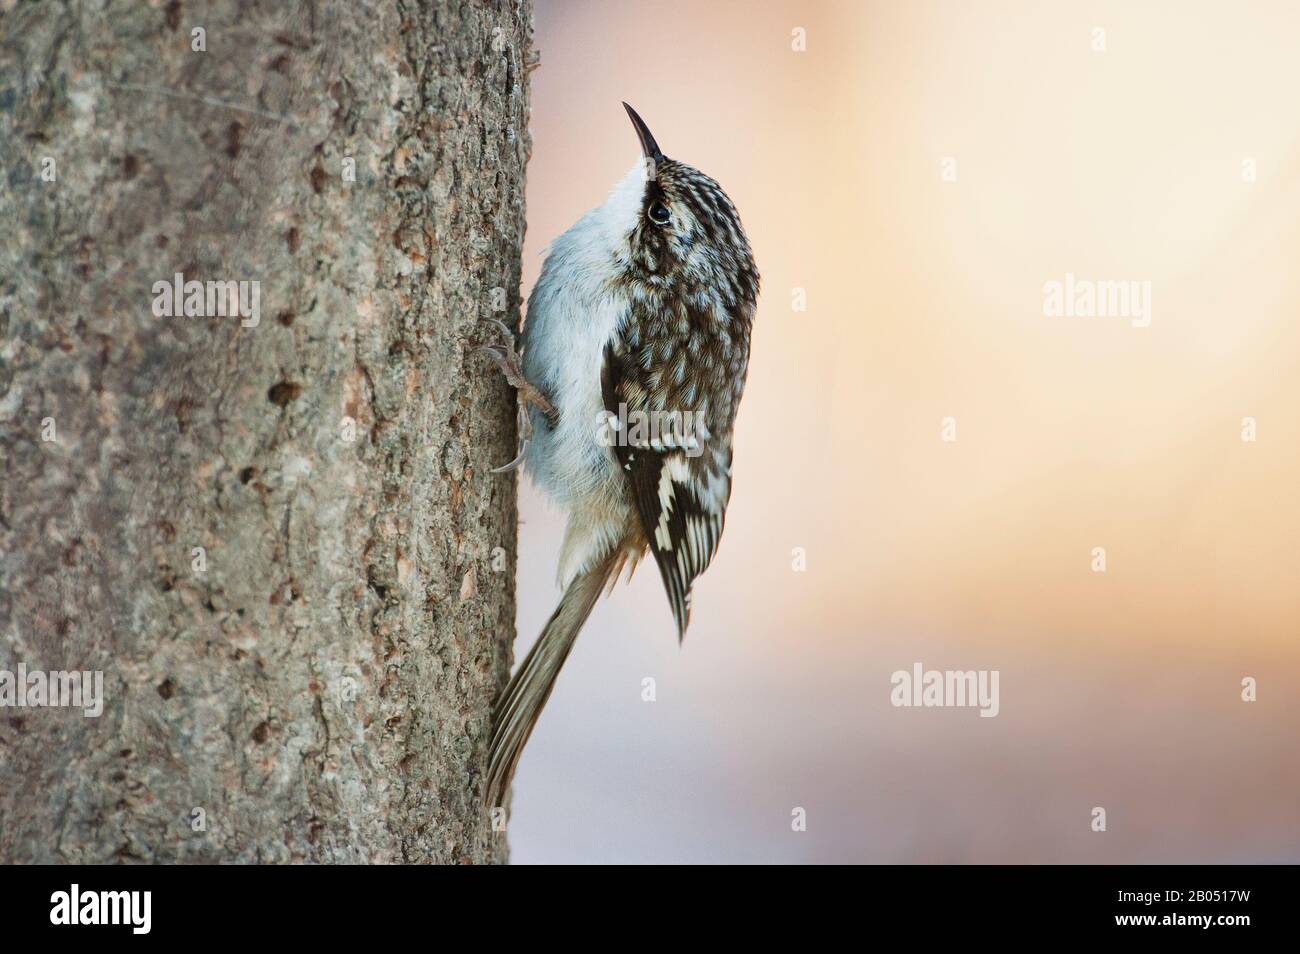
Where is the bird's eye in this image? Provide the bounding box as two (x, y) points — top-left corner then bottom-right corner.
(647, 201), (671, 225)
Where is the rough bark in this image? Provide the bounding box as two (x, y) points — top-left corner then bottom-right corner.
(0, 0), (531, 863)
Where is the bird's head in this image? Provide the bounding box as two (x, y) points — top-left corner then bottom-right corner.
(602, 103), (758, 306)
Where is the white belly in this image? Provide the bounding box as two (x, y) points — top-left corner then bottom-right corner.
(521, 214), (628, 511)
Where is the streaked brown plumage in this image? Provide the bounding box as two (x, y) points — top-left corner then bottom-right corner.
(482, 104), (759, 808)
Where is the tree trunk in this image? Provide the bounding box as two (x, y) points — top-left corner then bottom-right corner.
(0, 0), (530, 863)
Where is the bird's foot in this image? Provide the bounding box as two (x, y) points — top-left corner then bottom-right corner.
(487, 402), (532, 474)
(478, 319), (557, 474)
(478, 319), (557, 420)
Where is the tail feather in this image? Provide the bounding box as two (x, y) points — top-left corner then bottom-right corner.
(604, 547), (643, 597)
(483, 550), (619, 808)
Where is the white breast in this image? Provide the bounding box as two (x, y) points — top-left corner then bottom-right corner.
(521, 162), (647, 511)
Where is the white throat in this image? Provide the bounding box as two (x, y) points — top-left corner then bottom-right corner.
(595, 160), (649, 251)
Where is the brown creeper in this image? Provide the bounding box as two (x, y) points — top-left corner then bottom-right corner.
(483, 103), (760, 807)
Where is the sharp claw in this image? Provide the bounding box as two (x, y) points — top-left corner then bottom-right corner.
(490, 437), (528, 474)
(480, 322), (540, 475)
(487, 318), (516, 340)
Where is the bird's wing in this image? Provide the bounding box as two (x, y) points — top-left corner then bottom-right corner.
(601, 318), (741, 641)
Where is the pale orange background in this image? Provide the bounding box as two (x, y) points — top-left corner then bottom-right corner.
(512, 0), (1300, 862)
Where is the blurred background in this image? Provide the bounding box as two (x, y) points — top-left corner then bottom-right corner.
(511, 0), (1300, 862)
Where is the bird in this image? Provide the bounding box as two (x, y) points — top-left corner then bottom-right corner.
(479, 103), (759, 808)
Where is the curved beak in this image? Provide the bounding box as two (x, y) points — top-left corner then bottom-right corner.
(622, 102), (663, 161)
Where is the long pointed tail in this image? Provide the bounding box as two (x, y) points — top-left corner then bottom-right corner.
(484, 549), (619, 808)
